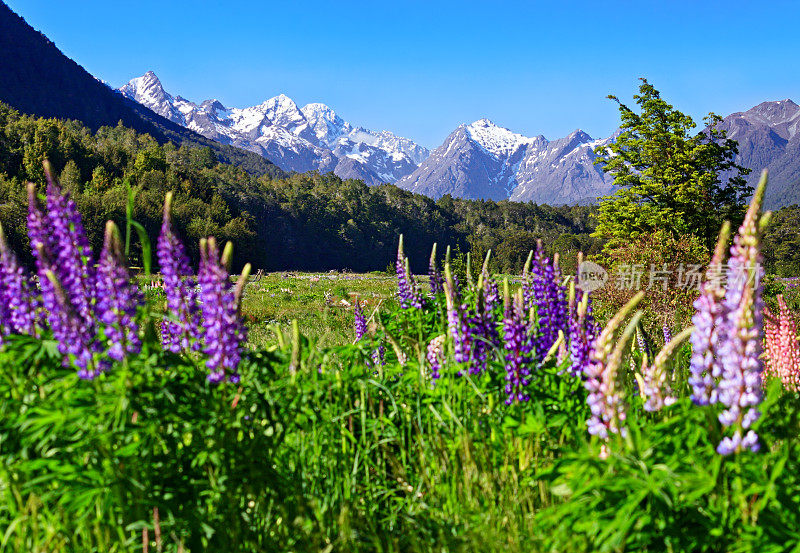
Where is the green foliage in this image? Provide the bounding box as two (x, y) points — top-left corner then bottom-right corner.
(594, 79), (752, 252)
(762, 204), (800, 276)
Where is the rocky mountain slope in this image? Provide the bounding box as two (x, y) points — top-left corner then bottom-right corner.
(716, 99), (800, 209)
(396, 119), (615, 204)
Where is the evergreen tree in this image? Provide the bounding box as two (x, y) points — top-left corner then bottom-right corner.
(593, 78), (751, 251)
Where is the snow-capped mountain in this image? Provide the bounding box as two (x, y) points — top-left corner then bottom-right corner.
(396, 119), (615, 204)
(120, 71), (429, 184)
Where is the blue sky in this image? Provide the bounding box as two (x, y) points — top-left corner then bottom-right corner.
(6, 0), (799, 148)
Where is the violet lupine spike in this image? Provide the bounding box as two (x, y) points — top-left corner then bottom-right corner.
(354, 302), (367, 341)
(44, 164), (95, 327)
(198, 238), (247, 384)
(503, 291), (534, 404)
(428, 243), (443, 295)
(662, 324), (672, 345)
(157, 192), (202, 353)
(43, 268), (103, 378)
(689, 221), (731, 406)
(444, 264), (471, 365)
(716, 171), (768, 455)
(463, 305), (492, 375)
(395, 235), (423, 309)
(28, 185), (100, 377)
(95, 222), (143, 361)
(568, 289), (598, 377)
(0, 223), (39, 338)
(371, 343), (385, 367)
(526, 242), (568, 360)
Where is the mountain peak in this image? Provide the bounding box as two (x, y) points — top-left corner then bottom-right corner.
(465, 119), (530, 158)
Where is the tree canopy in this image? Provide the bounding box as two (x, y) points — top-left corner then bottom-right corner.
(593, 78), (751, 251)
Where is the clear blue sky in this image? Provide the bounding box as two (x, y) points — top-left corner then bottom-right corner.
(6, 0), (799, 148)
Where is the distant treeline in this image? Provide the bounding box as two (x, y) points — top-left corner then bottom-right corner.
(0, 102), (796, 275)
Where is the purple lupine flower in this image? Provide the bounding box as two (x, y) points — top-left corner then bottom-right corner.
(444, 266), (472, 365)
(354, 302), (367, 341)
(44, 166), (94, 326)
(482, 271), (500, 313)
(198, 238), (247, 384)
(396, 235), (423, 309)
(662, 324), (672, 345)
(28, 185), (101, 377)
(464, 305), (492, 375)
(689, 222), (731, 406)
(157, 192), (202, 353)
(43, 268), (104, 378)
(371, 343), (385, 366)
(715, 175), (767, 455)
(429, 243), (443, 295)
(525, 242), (568, 360)
(426, 335), (445, 380)
(568, 289), (597, 377)
(0, 223), (39, 338)
(503, 292), (534, 404)
(95, 222), (143, 361)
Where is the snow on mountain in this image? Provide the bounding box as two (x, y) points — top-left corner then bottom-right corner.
(396, 119), (615, 204)
(120, 71), (430, 185)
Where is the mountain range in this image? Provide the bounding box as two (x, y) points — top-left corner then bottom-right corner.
(120, 71), (429, 186)
(122, 72), (800, 208)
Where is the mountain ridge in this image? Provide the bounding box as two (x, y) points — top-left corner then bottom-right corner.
(120, 71), (430, 185)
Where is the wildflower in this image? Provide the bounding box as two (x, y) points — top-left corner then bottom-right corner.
(157, 192), (202, 353)
(525, 242), (568, 360)
(638, 327), (691, 411)
(44, 163), (94, 325)
(715, 172), (768, 455)
(29, 184), (100, 377)
(763, 295), (800, 390)
(568, 288), (597, 377)
(354, 302), (367, 341)
(444, 265), (472, 364)
(689, 222), (731, 405)
(371, 343), (385, 366)
(481, 251), (500, 313)
(198, 238), (249, 384)
(428, 243), (443, 295)
(95, 221), (143, 361)
(0, 223), (39, 338)
(396, 235), (423, 309)
(503, 290), (534, 404)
